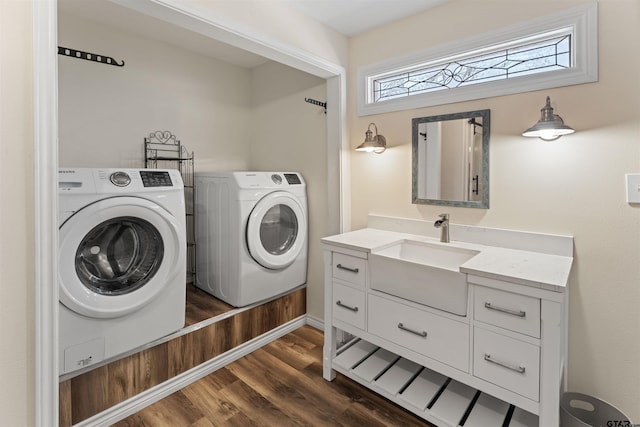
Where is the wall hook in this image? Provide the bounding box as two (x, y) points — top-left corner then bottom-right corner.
(304, 97), (327, 114)
(58, 46), (125, 67)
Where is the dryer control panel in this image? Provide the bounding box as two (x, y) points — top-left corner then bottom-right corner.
(271, 174), (283, 185)
(284, 173), (302, 185)
(233, 172), (305, 189)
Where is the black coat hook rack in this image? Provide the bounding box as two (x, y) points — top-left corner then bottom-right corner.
(305, 97), (327, 113)
(58, 46), (125, 67)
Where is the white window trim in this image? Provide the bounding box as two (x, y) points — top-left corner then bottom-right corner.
(357, 3), (598, 116)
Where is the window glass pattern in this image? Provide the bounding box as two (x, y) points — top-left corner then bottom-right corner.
(373, 33), (572, 102)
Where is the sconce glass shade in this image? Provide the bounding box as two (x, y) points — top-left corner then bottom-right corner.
(523, 96), (575, 141)
(356, 123), (387, 154)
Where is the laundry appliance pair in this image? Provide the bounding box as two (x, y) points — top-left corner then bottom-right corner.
(194, 171), (308, 307)
(58, 168), (186, 375)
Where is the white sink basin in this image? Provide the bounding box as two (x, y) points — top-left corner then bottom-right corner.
(369, 240), (479, 316)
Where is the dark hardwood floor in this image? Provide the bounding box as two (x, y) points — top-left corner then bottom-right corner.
(114, 326), (433, 426)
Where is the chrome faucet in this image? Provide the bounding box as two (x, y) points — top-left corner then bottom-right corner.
(434, 213), (450, 243)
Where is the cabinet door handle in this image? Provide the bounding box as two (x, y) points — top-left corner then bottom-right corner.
(336, 300), (358, 312)
(484, 354), (526, 374)
(336, 264), (359, 274)
(397, 323), (427, 338)
(484, 302), (526, 318)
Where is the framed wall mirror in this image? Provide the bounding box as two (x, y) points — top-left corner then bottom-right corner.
(412, 109), (490, 209)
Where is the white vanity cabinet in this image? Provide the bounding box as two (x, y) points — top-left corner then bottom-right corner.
(368, 294), (470, 373)
(323, 239), (569, 427)
(331, 251), (367, 330)
(472, 285), (542, 402)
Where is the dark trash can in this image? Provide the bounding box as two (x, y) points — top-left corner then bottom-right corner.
(561, 392), (632, 427)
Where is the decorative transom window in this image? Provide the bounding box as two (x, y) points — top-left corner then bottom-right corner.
(373, 30), (572, 102)
(358, 3), (597, 116)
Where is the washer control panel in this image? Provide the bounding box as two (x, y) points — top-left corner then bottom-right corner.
(58, 168), (183, 194)
(109, 171), (131, 187)
(140, 170), (173, 187)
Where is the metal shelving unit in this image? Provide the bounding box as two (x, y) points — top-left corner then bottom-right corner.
(144, 131), (195, 283)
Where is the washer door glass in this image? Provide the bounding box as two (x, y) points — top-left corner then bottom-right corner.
(247, 191), (307, 270)
(75, 216), (164, 295)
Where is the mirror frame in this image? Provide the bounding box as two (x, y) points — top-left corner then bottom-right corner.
(412, 109), (490, 209)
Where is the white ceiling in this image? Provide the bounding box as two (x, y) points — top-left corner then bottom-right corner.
(58, 0), (447, 68)
(58, 0), (272, 68)
(283, 0), (447, 37)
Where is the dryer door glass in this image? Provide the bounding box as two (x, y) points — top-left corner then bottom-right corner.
(75, 216), (164, 295)
(247, 191), (306, 270)
(259, 205), (298, 256)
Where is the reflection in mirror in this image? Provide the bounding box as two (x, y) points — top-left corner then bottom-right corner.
(412, 109), (490, 209)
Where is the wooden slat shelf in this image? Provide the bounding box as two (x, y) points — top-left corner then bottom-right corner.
(332, 338), (539, 427)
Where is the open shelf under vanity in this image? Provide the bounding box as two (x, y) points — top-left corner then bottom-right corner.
(334, 338), (537, 427)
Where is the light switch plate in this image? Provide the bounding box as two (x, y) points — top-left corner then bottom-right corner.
(625, 173), (640, 203)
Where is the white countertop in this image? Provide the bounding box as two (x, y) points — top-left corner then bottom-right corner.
(322, 228), (573, 292)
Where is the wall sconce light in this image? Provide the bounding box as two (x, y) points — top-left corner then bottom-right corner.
(355, 122), (387, 154)
(522, 96), (575, 141)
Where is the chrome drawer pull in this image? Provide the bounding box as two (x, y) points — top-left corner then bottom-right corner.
(397, 323), (427, 338)
(484, 302), (526, 318)
(484, 354), (526, 374)
(336, 264), (359, 274)
(336, 300), (358, 312)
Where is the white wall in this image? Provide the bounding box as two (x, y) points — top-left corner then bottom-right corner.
(58, 11), (252, 171)
(0, 1), (35, 425)
(349, 0), (640, 419)
(249, 61), (327, 320)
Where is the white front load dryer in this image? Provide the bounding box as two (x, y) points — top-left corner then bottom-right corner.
(195, 172), (307, 307)
(58, 168), (186, 375)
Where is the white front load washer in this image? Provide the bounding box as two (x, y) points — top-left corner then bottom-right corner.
(58, 168), (186, 375)
(195, 171), (307, 307)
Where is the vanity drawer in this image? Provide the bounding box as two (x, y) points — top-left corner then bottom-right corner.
(368, 294), (469, 372)
(474, 286), (540, 338)
(473, 327), (540, 401)
(332, 253), (366, 288)
(333, 282), (365, 330)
